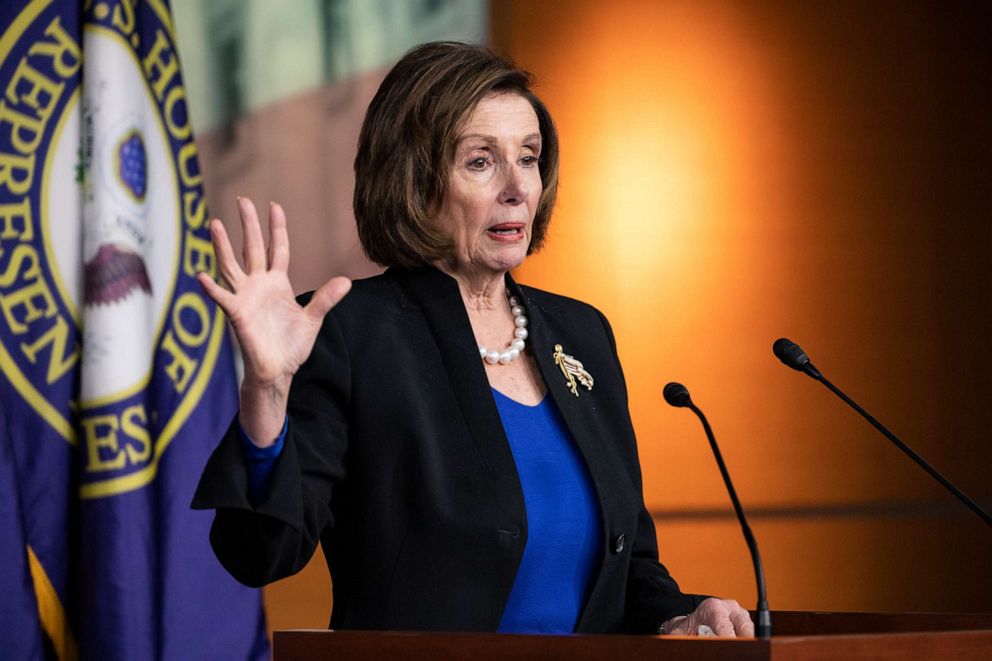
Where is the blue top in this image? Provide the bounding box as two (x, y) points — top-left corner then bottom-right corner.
(492, 389), (602, 634)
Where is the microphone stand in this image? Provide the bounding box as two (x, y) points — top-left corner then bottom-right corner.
(809, 368), (992, 527)
(665, 382), (772, 638)
(686, 400), (773, 639)
(774, 338), (992, 527)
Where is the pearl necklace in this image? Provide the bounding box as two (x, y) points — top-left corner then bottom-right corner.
(478, 294), (528, 365)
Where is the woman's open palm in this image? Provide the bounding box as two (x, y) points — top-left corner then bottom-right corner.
(196, 197), (351, 443)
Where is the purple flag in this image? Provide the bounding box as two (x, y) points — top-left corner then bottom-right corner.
(0, 1), (268, 658)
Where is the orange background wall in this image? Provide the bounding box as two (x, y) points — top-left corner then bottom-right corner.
(257, 0), (991, 633)
(495, 0), (991, 613)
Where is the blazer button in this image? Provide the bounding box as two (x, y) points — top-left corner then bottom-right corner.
(612, 533), (626, 554)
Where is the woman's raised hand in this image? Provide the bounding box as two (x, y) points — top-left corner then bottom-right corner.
(196, 197), (351, 446)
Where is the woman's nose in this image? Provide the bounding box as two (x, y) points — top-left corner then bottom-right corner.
(498, 166), (528, 205)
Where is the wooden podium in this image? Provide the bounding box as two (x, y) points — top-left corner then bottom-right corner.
(273, 611), (992, 660)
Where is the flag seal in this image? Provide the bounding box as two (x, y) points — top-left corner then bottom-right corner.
(0, 0), (224, 499)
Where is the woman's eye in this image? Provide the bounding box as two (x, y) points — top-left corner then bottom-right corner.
(521, 155), (538, 167)
(467, 157), (489, 170)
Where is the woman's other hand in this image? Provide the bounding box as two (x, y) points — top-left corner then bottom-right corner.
(660, 597), (755, 638)
(197, 197), (351, 446)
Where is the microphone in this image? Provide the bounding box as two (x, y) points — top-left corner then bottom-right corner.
(772, 337), (821, 379)
(772, 338), (992, 527)
(663, 382), (772, 638)
(662, 381), (691, 407)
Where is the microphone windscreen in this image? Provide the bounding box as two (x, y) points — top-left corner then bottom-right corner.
(663, 382), (691, 407)
(773, 338), (810, 371)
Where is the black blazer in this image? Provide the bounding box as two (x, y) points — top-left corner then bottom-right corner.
(192, 267), (704, 633)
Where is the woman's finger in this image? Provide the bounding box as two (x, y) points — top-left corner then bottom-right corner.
(268, 202), (290, 272)
(305, 276), (352, 323)
(209, 218), (244, 289)
(238, 196), (267, 273)
(197, 271), (237, 312)
(729, 606), (755, 637)
(710, 614), (737, 637)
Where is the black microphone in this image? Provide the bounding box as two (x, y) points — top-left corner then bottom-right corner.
(772, 337), (821, 379)
(663, 382), (772, 638)
(772, 338), (992, 527)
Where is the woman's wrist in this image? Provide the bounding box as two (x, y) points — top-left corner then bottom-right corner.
(238, 377), (291, 447)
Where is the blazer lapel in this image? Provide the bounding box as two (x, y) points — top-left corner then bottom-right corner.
(509, 275), (623, 512)
(393, 268), (524, 494)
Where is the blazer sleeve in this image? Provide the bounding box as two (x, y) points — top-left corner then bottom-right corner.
(593, 310), (709, 632)
(191, 302), (351, 588)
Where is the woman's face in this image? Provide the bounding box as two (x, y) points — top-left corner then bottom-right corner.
(435, 92), (543, 282)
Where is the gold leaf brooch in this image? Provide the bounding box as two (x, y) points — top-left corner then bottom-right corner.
(553, 344), (594, 397)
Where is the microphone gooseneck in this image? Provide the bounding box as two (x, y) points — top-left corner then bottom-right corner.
(663, 382), (772, 638)
(772, 338), (992, 527)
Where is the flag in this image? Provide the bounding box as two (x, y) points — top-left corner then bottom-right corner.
(0, 1), (269, 658)
(0, 400), (48, 659)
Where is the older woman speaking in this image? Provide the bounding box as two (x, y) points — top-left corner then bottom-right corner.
(193, 42), (753, 637)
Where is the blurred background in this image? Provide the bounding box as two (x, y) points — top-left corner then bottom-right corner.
(173, 0), (992, 634)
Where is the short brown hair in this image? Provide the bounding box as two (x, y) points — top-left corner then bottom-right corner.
(354, 41), (559, 268)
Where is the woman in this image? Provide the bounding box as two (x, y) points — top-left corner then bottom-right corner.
(193, 42), (753, 637)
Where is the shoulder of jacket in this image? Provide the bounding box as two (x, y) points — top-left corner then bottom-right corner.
(516, 283), (605, 321)
(297, 270), (411, 313)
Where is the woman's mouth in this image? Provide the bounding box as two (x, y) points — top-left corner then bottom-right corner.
(486, 223), (526, 241)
